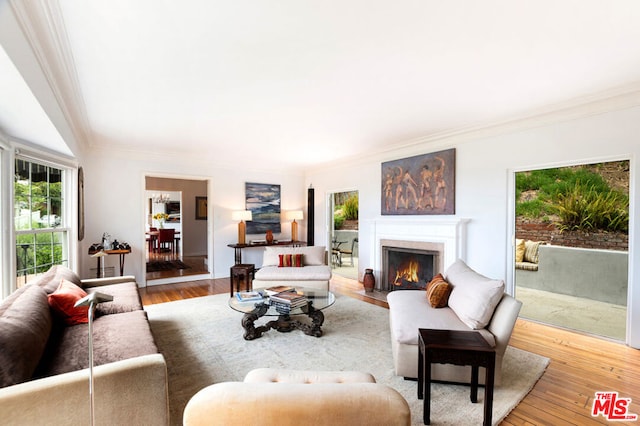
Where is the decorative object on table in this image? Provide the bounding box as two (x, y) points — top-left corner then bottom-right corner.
(152, 212), (168, 228)
(116, 241), (130, 250)
(195, 196), (207, 220)
(74, 291), (114, 426)
(286, 210), (303, 241)
(101, 232), (111, 250)
(381, 148), (455, 215)
(245, 182), (281, 234)
(265, 230), (274, 244)
(363, 268), (375, 292)
(231, 210), (252, 244)
(235, 291), (265, 302)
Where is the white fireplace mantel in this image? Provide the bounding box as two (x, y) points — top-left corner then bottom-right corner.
(373, 217), (470, 277)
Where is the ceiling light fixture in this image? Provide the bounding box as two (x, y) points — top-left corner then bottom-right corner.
(152, 193), (170, 204)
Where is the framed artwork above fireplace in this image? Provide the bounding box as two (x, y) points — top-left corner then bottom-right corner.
(381, 148), (455, 215)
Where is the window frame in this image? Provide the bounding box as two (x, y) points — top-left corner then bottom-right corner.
(1, 142), (78, 298)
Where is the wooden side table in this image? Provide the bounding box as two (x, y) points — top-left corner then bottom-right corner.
(417, 329), (496, 426)
(229, 264), (255, 297)
(88, 247), (131, 277)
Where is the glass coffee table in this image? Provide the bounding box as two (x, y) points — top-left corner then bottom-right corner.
(229, 287), (335, 340)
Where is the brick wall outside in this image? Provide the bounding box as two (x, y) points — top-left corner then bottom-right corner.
(515, 218), (628, 251)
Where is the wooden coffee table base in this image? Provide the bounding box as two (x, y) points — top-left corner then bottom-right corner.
(417, 329), (496, 426)
(241, 303), (325, 340)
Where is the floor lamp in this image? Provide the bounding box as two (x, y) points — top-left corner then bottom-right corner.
(90, 250), (108, 278)
(75, 291), (114, 426)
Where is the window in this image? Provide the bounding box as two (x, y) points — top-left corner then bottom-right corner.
(14, 158), (69, 287)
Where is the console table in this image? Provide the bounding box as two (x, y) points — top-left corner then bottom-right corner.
(227, 240), (306, 264)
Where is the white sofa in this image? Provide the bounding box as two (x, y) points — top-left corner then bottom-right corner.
(387, 259), (522, 385)
(253, 245), (331, 291)
(183, 368), (411, 426)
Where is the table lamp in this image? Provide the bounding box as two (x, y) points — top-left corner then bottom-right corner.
(232, 210), (252, 244)
(75, 291), (114, 426)
(286, 210), (304, 241)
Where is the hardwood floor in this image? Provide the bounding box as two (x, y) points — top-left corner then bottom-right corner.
(139, 275), (640, 425)
(145, 246), (209, 281)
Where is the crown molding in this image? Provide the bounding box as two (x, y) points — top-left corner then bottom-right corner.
(308, 83), (640, 174)
(88, 142), (307, 176)
(9, 0), (91, 150)
(401, 81), (640, 148)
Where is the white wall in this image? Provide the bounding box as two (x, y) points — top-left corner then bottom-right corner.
(78, 148), (306, 285)
(307, 105), (640, 348)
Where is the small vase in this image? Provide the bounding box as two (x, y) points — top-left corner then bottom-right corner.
(363, 268), (375, 292)
(158, 221), (164, 229)
(265, 230), (274, 244)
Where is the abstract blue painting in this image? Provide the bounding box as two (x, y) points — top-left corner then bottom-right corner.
(245, 182), (281, 234)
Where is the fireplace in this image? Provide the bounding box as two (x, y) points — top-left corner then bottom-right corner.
(373, 218), (468, 292)
(379, 239), (445, 292)
(383, 246), (438, 291)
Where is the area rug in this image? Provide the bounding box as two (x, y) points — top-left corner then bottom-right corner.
(146, 260), (190, 272)
(145, 294), (549, 425)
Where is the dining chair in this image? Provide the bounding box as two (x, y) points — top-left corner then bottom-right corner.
(158, 228), (175, 254)
(148, 227), (158, 253)
(339, 237), (358, 266)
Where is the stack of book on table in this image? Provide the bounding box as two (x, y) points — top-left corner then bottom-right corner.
(269, 289), (308, 314)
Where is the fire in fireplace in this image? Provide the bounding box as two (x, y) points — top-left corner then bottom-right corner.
(383, 246), (438, 291)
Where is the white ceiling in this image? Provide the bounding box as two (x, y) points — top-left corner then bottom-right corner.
(3, 1), (640, 170)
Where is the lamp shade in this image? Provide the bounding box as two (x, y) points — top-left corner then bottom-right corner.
(285, 210), (304, 221)
(232, 210), (252, 221)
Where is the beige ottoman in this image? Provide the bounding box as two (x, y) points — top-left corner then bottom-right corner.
(183, 368), (411, 426)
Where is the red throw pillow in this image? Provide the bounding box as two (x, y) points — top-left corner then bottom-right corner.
(47, 279), (89, 325)
(425, 273), (452, 308)
(278, 254), (303, 267)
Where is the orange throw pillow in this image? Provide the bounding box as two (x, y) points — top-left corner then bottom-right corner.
(425, 273), (452, 308)
(47, 279), (89, 325)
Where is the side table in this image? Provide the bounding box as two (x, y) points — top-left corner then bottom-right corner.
(88, 247), (131, 277)
(417, 329), (496, 426)
(229, 264), (255, 297)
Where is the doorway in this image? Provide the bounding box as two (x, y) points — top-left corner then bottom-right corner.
(144, 176), (210, 284)
(328, 190), (359, 280)
(512, 160), (629, 341)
